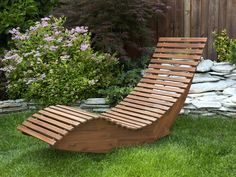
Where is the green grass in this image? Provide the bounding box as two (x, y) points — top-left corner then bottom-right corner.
(0, 112), (235, 177)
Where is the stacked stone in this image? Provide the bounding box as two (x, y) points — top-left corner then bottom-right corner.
(78, 98), (110, 113)
(0, 99), (37, 114)
(182, 60), (236, 117)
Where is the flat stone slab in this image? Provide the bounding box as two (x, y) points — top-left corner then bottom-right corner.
(211, 64), (235, 73)
(213, 62), (231, 66)
(190, 79), (236, 93)
(183, 104), (197, 109)
(188, 92), (220, 98)
(219, 107), (236, 112)
(225, 73), (236, 80)
(192, 100), (222, 109)
(196, 59), (213, 72)
(0, 102), (23, 108)
(92, 108), (110, 113)
(192, 73), (221, 83)
(223, 87), (236, 96)
(209, 72), (229, 76)
(84, 98), (107, 105)
(2, 106), (28, 113)
(195, 95), (229, 102)
(222, 96), (236, 108)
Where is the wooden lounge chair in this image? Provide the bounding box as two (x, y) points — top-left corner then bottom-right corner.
(17, 37), (207, 153)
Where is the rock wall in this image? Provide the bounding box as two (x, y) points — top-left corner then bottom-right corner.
(0, 99), (37, 114)
(182, 60), (236, 117)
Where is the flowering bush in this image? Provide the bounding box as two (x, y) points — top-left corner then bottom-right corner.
(0, 0), (58, 49)
(1, 16), (118, 106)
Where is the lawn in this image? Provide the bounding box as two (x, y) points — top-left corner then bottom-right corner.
(0, 111), (235, 177)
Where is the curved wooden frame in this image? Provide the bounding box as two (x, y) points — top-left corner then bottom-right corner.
(18, 37), (207, 153)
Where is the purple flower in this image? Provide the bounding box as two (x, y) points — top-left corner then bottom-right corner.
(44, 36), (53, 42)
(80, 43), (89, 51)
(41, 17), (50, 21)
(49, 46), (58, 51)
(9, 28), (20, 35)
(42, 21), (49, 27)
(29, 26), (38, 31)
(74, 26), (88, 34)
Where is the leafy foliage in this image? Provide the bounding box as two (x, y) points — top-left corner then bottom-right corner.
(0, 0), (58, 101)
(213, 30), (231, 62)
(229, 41), (236, 65)
(1, 16), (118, 106)
(0, 0), (58, 48)
(98, 48), (154, 105)
(213, 30), (236, 64)
(76, 0), (168, 60)
(99, 69), (142, 105)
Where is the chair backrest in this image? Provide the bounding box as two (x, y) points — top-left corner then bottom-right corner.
(101, 37), (207, 129)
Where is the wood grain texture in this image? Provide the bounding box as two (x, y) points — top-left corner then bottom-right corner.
(17, 37), (207, 152)
(155, 0), (236, 60)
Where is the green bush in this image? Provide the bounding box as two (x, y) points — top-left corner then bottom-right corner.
(0, 0), (58, 49)
(213, 30), (236, 64)
(1, 16), (118, 106)
(99, 69), (142, 105)
(229, 41), (236, 64)
(213, 30), (231, 62)
(76, 0), (167, 60)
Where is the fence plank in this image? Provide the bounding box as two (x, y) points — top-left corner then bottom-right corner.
(155, 0), (236, 60)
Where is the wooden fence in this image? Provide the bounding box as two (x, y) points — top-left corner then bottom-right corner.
(155, 0), (236, 59)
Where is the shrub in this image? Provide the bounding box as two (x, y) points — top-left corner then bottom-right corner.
(98, 69), (142, 105)
(213, 30), (236, 64)
(1, 16), (118, 106)
(229, 41), (236, 64)
(213, 30), (232, 62)
(76, 0), (168, 60)
(0, 0), (58, 49)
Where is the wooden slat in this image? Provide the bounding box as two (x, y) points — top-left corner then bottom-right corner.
(137, 83), (184, 93)
(116, 105), (162, 118)
(158, 37), (207, 42)
(27, 117), (68, 135)
(111, 108), (157, 122)
(153, 53), (201, 60)
(151, 59), (198, 66)
(131, 91), (176, 103)
(155, 48), (203, 55)
(103, 116), (137, 128)
(39, 110), (80, 126)
(103, 111), (152, 124)
(57, 105), (98, 118)
(125, 96), (169, 111)
(120, 101), (165, 114)
(140, 78), (187, 88)
(157, 43), (205, 48)
(44, 108), (86, 123)
(50, 106), (93, 120)
(143, 74), (191, 83)
(130, 92), (174, 106)
(17, 125), (56, 145)
(134, 87), (180, 98)
(32, 113), (73, 130)
(101, 115), (140, 129)
(149, 64), (195, 72)
(101, 113), (145, 127)
(146, 69), (194, 77)
(22, 121), (62, 140)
